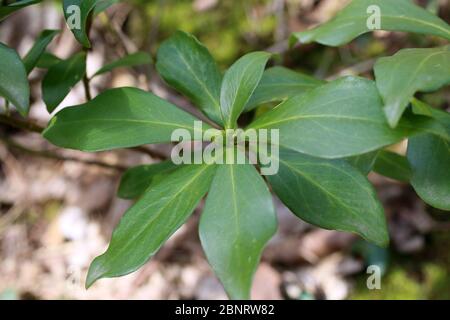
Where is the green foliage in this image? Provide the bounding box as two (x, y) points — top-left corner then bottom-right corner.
(374, 46), (450, 127)
(0, 42), (29, 116)
(0, 0), (42, 21)
(1, 0), (449, 300)
(42, 52), (87, 112)
(290, 0), (450, 47)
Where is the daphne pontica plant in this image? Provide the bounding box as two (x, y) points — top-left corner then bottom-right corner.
(0, 0), (449, 299)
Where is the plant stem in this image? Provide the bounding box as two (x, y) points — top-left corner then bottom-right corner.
(4, 99), (10, 116)
(0, 114), (44, 133)
(0, 135), (127, 171)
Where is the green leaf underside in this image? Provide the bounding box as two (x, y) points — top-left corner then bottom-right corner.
(373, 150), (411, 182)
(42, 52), (87, 112)
(23, 29), (60, 74)
(200, 161), (277, 299)
(245, 66), (325, 111)
(290, 0), (450, 47)
(248, 76), (449, 159)
(375, 46), (450, 128)
(118, 161), (178, 199)
(0, 0), (42, 21)
(92, 52), (152, 78)
(267, 149), (389, 247)
(63, 0), (98, 48)
(86, 164), (216, 288)
(43, 87), (210, 152)
(0, 42), (30, 116)
(346, 151), (379, 175)
(220, 52), (271, 128)
(408, 134), (450, 211)
(156, 31), (223, 126)
(36, 52), (63, 69)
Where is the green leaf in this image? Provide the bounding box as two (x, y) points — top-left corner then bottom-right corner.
(220, 52), (271, 128)
(290, 0), (450, 47)
(86, 164), (216, 288)
(92, 52), (152, 78)
(0, 42), (29, 116)
(267, 149), (389, 247)
(63, 0), (99, 48)
(43, 87), (211, 152)
(373, 150), (411, 182)
(36, 52), (63, 69)
(408, 134), (450, 210)
(118, 161), (178, 199)
(0, 0), (42, 21)
(346, 151), (379, 175)
(156, 31), (223, 126)
(411, 99), (450, 137)
(23, 29), (60, 74)
(245, 66), (325, 111)
(374, 46), (450, 128)
(248, 76), (448, 159)
(199, 161), (277, 299)
(42, 52), (86, 112)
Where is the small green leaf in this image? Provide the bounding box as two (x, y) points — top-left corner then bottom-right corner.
(42, 52), (86, 112)
(0, 0), (42, 21)
(267, 149), (389, 247)
(43, 87), (211, 152)
(36, 52), (63, 69)
(346, 151), (379, 175)
(245, 66), (325, 111)
(118, 161), (178, 199)
(23, 29), (60, 74)
(63, 0), (99, 48)
(0, 42), (29, 116)
(156, 31), (223, 126)
(290, 0), (450, 47)
(92, 52), (152, 78)
(373, 150), (411, 182)
(86, 164), (216, 288)
(408, 134), (450, 211)
(248, 76), (448, 159)
(411, 99), (450, 137)
(220, 52), (271, 128)
(374, 46), (450, 127)
(200, 161), (277, 299)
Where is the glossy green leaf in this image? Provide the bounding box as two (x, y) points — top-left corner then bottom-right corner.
(0, 42), (29, 116)
(118, 161), (178, 199)
(200, 162), (277, 299)
(290, 0), (450, 47)
(42, 52), (86, 112)
(92, 52), (152, 78)
(220, 52), (271, 128)
(346, 151), (379, 175)
(86, 164), (216, 288)
(267, 149), (389, 247)
(43, 87), (210, 152)
(245, 66), (325, 111)
(0, 0), (42, 21)
(408, 134), (450, 210)
(63, 0), (99, 48)
(374, 46), (450, 128)
(156, 31), (223, 125)
(23, 29), (60, 74)
(36, 52), (63, 69)
(373, 150), (411, 182)
(248, 76), (448, 159)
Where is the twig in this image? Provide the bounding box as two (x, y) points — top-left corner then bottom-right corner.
(0, 114), (44, 133)
(0, 136), (127, 171)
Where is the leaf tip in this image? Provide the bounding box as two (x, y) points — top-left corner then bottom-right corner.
(85, 256), (107, 289)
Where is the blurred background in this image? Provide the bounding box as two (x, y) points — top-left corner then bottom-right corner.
(0, 0), (450, 300)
